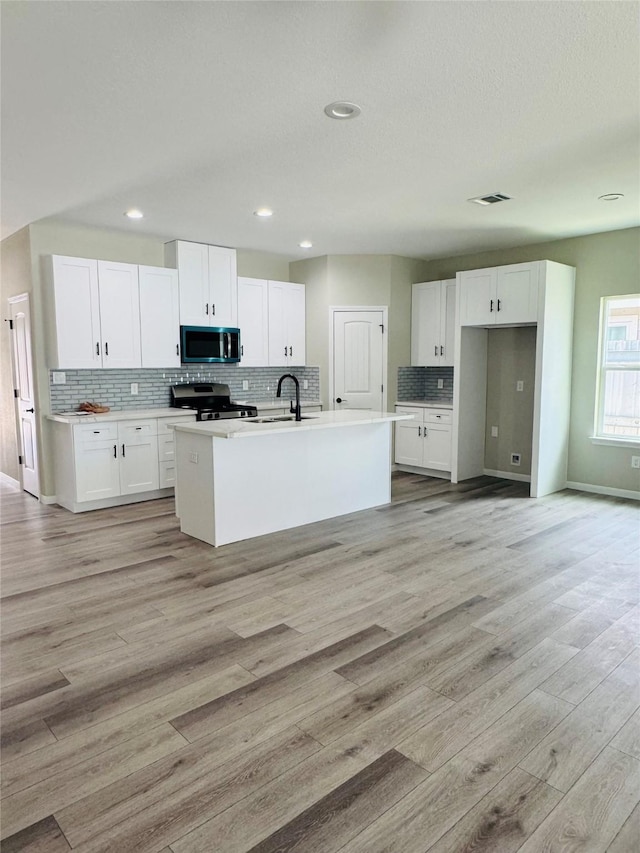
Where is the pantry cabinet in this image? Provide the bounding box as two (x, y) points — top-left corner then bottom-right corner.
(165, 240), (237, 328)
(139, 265), (180, 367)
(395, 406), (452, 474)
(268, 280), (306, 366)
(457, 262), (539, 326)
(46, 255), (141, 369)
(411, 279), (456, 366)
(237, 276), (269, 366)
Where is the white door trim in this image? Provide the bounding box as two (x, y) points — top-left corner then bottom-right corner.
(329, 306), (388, 411)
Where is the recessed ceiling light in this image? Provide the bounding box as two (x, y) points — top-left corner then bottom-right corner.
(125, 208), (144, 219)
(324, 101), (361, 120)
(598, 193), (624, 201)
(299, 240), (313, 249)
(254, 208), (273, 217)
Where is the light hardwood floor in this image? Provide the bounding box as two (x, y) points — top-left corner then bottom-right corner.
(1, 473), (638, 852)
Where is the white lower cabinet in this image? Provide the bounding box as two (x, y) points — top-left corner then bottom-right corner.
(394, 406), (452, 474)
(52, 414), (195, 512)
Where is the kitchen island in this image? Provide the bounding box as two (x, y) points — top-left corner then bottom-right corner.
(173, 410), (411, 546)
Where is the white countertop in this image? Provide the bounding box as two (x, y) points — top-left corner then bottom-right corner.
(47, 408), (196, 424)
(395, 400), (454, 409)
(173, 409), (412, 439)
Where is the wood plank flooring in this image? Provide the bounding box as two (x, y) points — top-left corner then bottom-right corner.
(1, 473), (639, 852)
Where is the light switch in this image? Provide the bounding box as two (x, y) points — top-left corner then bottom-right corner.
(242, 380), (249, 391)
(516, 380), (524, 392)
(52, 371), (66, 384)
(130, 383), (139, 395)
(303, 380), (309, 390)
(190, 451), (198, 463)
(491, 426), (498, 437)
(437, 379), (444, 389)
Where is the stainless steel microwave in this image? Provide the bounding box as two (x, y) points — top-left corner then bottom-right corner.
(180, 325), (241, 363)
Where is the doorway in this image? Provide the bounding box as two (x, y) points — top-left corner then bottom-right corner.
(330, 307), (387, 411)
(9, 293), (40, 498)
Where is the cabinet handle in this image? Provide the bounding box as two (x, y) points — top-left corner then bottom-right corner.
(113, 444), (117, 458)
(284, 346), (287, 357)
(212, 303), (215, 316)
(96, 342), (100, 356)
(135, 427), (142, 430)
(490, 299), (494, 312)
(440, 345), (444, 356)
(105, 342), (109, 356)
(241, 345), (244, 356)
(423, 428), (428, 438)
(122, 443), (126, 457)
(434, 345), (438, 356)
(176, 344), (179, 356)
(497, 299), (501, 312)
(418, 426), (421, 437)
(289, 346), (292, 357)
(205, 303), (209, 315)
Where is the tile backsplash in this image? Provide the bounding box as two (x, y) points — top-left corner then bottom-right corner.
(397, 366), (454, 402)
(50, 365), (320, 412)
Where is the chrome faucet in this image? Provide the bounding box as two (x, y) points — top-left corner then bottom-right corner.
(276, 373), (302, 421)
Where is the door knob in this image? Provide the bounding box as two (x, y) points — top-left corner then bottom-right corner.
(336, 397), (347, 404)
(25, 408), (34, 413)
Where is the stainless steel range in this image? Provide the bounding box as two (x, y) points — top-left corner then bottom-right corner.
(171, 383), (258, 422)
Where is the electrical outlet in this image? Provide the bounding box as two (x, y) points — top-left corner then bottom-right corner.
(510, 452), (521, 466)
(437, 378), (444, 389)
(52, 371), (66, 384)
(491, 426), (499, 437)
(242, 380), (249, 391)
(130, 383), (139, 395)
(303, 379), (309, 390)
(189, 451), (198, 464)
(632, 456), (640, 469)
(516, 380), (524, 392)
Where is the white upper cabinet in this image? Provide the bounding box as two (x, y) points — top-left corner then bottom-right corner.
(47, 255), (101, 369)
(267, 281), (306, 367)
(458, 262), (539, 326)
(97, 261), (141, 368)
(139, 265), (180, 368)
(46, 256), (141, 369)
(165, 240), (237, 328)
(237, 277), (269, 366)
(411, 279), (456, 366)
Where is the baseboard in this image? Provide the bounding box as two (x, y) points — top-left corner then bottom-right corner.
(566, 481), (640, 501)
(40, 494), (58, 505)
(0, 472), (20, 489)
(396, 464), (452, 480)
(483, 468), (532, 483)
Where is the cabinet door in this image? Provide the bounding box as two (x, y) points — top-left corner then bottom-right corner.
(208, 245), (237, 327)
(97, 261), (141, 368)
(175, 241), (209, 326)
(423, 423), (452, 471)
(75, 439), (120, 502)
(237, 277), (269, 366)
(394, 410), (423, 466)
(495, 263), (539, 324)
(267, 280), (289, 366)
(139, 266), (180, 367)
(119, 422), (159, 495)
(458, 268), (496, 326)
(286, 282), (306, 365)
(440, 279), (457, 366)
(411, 282), (441, 366)
(50, 256), (101, 368)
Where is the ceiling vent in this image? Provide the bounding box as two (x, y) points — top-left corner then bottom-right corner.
(468, 192), (512, 206)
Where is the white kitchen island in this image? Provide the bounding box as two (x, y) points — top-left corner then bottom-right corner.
(173, 410), (411, 547)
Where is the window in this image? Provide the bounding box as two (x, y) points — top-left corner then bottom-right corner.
(595, 294), (640, 440)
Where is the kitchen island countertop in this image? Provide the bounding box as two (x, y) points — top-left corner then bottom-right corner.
(47, 408), (196, 424)
(395, 400), (453, 409)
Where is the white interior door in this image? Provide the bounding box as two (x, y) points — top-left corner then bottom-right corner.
(332, 309), (386, 410)
(9, 294), (40, 497)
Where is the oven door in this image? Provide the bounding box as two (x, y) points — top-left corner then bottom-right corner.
(180, 326), (241, 363)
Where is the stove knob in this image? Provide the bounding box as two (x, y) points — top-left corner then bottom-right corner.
(215, 412), (220, 419)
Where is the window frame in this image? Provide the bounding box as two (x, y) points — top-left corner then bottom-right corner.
(593, 293), (640, 444)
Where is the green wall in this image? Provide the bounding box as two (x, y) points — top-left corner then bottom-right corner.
(418, 226), (640, 494)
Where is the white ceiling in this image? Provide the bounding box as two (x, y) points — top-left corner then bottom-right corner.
(2, 1), (639, 260)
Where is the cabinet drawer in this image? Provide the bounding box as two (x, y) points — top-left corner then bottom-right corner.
(74, 422), (118, 442)
(158, 434), (175, 463)
(424, 410), (452, 425)
(159, 460), (176, 488)
(118, 420), (158, 443)
(395, 407), (421, 419)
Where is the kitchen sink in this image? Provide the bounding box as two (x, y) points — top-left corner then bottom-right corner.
(246, 414), (319, 423)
